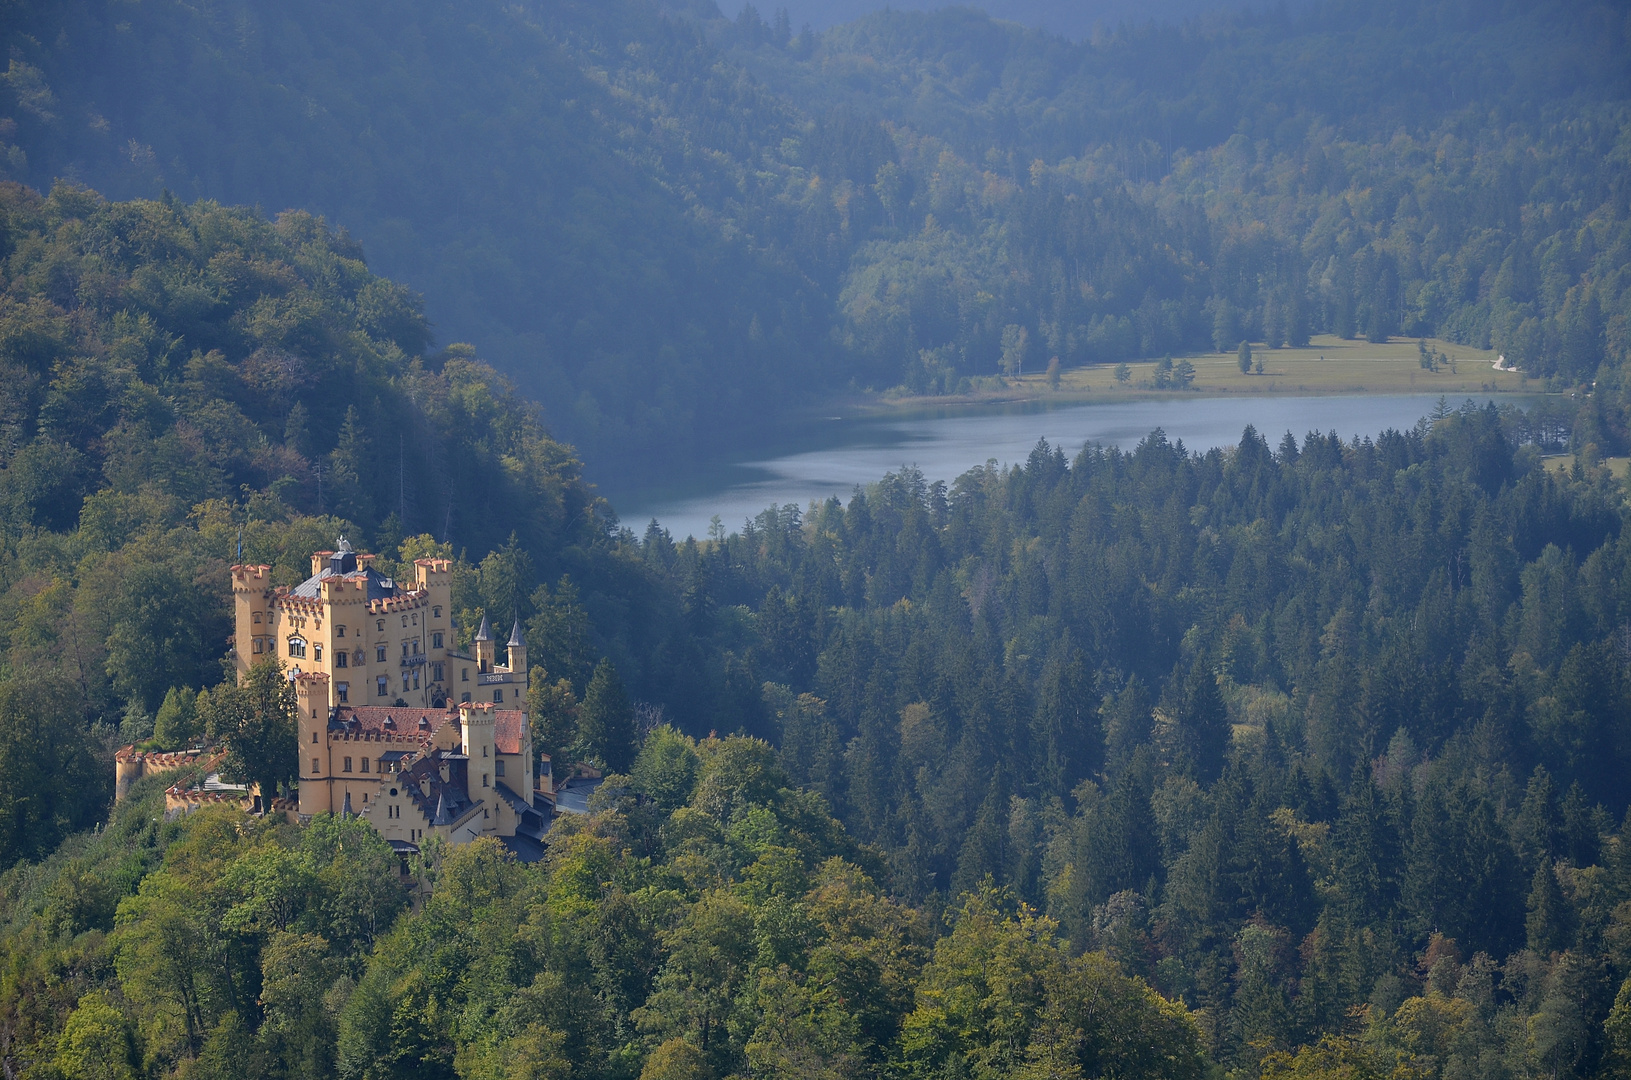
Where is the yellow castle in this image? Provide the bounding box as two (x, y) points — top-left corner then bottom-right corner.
(226, 539), (550, 856)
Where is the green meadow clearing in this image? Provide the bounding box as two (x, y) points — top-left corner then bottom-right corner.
(873, 335), (1537, 410)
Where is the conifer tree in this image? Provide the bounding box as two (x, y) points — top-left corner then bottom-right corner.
(577, 659), (636, 774)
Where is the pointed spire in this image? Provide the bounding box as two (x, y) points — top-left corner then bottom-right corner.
(341, 791), (354, 818)
(433, 788), (454, 825)
(508, 617), (526, 648)
(474, 613), (492, 642)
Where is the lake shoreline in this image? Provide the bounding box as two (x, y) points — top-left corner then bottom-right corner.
(619, 391), (1523, 540)
(824, 334), (1545, 420)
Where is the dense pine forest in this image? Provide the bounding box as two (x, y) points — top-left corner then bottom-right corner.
(1, 0), (1627, 477)
(0, 0), (1629, 1078)
(0, 178), (1630, 1078)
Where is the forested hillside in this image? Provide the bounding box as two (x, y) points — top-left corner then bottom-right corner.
(1, 0), (1631, 1077)
(3, 0), (1628, 478)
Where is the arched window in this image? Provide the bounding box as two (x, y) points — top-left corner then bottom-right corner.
(287, 636), (307, 658)
(377, 620), (385, 631)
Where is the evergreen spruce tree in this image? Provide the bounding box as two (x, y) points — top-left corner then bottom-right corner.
(576, 660), (636, 774)
(1526, 861), (1571, 955)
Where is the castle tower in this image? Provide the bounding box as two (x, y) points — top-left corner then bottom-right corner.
(505, 618), (527, 679)
(294, 672), (333, 816)
(114, 751), (144, 802)
(229, 563), (274, 681)
(415, 558), (454, 702)
(459, 701), (498, 834)
(473, 613), (494, 673)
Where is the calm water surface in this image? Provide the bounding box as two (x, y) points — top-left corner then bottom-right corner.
(618, 394), (1485, 540)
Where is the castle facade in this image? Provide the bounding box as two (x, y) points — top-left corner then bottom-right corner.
(226, 541), (551, 855)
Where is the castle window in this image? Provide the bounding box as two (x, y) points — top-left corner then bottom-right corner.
(253, 612), (262, 623)
(483, 745), (488, 757)
(314, 644), (323, 661)
(313, 732), (318, 743)
(493, 689), (503, 703)
(336, 651), (348, 668)
(252, 638), (264, 654)
(288, 636), (307, 658)
(361, 757), (369, 773)
(433, 606), (442, 618)
(496, 760), (505, 776)
(377, 620), (384, 631)
(343, 757), (352, 772)
(336, 625), (346, 638)
(461, 692), (471, 703)
(412, 614), (418, 625)
(312, 757), (319, 773)
(362, 791), (367, 803)
(337, 682), (348, 702)
(402, 642), (410, 658)
(482, 774), (489, 788)
(432, 632), (443, 649)
(377, 676), (388, 697)
(412, 671), (420, 689)
(462, 668), (469, 682)
(354, 649), (365, 665)
(414, 640), (421, 654)
(433, 663), (444, 682)
(401, 616), (408, 628)
(377, 646), (386, 663)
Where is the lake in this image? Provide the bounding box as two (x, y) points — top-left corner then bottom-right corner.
(615, 393), (1490, 540)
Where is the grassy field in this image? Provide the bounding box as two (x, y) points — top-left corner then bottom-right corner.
(1543, 454), (1631, 482)
(871, 335), (1537, 410)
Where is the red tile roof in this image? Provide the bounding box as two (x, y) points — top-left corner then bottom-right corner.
(333, 706), (527, 754)
(494, 711), (525, 755)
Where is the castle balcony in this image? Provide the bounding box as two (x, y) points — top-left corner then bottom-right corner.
(400, 654), (427, 667)
(478, 672), (511, 685)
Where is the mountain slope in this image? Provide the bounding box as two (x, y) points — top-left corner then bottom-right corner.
(4, 0), (1630, 469)
(0, 0), (830, 476)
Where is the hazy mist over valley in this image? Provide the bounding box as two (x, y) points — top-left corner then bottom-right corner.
(0, 2), (1629, 1078)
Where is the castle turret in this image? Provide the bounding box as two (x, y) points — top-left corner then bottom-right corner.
(506, 618), (527, 679)
(473, 613), (494, 673)
(114, 749), (144, 802)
